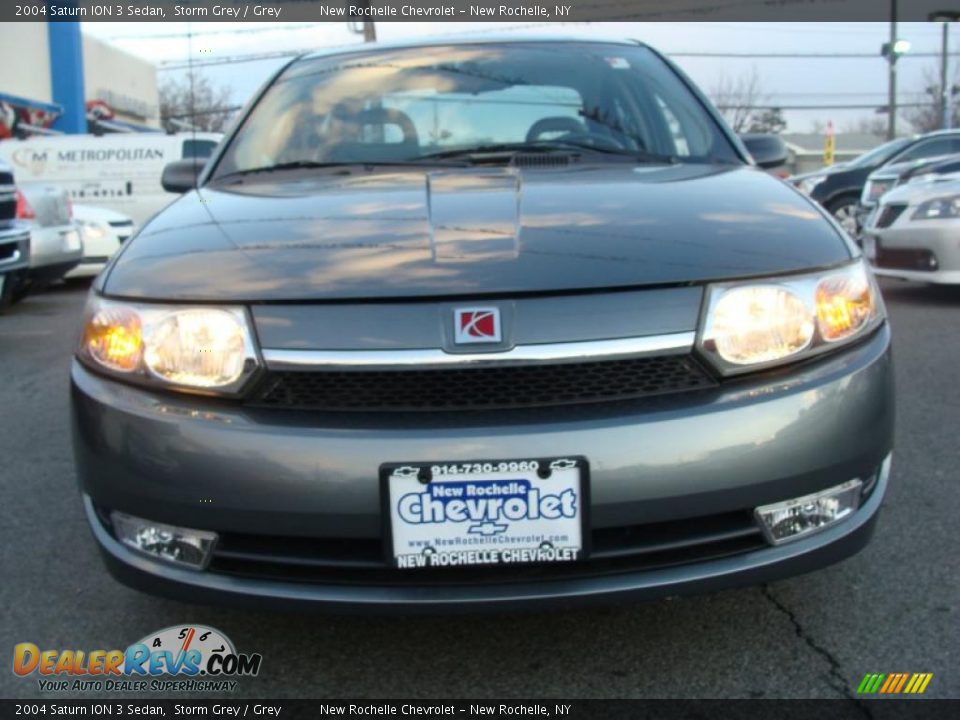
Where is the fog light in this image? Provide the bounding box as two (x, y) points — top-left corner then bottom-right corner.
(755, 479), (862, 545)
(110, 512), (217, 569)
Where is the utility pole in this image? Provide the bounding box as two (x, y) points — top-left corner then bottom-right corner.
(348, 2), (376, 43)
(929, 11), (960, 129)
(888, 0), (898, 140)
(943, 21), (951, 129)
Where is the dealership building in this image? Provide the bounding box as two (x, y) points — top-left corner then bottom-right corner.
(0, 22), (160, 137)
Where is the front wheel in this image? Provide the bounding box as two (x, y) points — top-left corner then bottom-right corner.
(827, 196), (859, 236)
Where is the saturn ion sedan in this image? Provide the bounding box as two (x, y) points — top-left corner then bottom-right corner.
(71, 38), (894, 612)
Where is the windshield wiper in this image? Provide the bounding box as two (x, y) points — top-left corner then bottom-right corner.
(214, 158), (466, 182)
(416, 141), (678, 164)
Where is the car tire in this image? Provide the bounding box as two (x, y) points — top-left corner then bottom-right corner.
(1, 271), (30, 310)
(827, 196), (859, 235)
(0, 274), (12, 313)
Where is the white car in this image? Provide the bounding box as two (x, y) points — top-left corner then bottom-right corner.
(862, 177), (960, 284)
(67, 204), (135, 279)
(16, 182), (82, 291)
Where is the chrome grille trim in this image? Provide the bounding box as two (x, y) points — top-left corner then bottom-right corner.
(261, 332), (696, 371)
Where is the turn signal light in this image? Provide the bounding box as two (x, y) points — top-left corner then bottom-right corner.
(82, 305), (142, 372)
(816, 268), (875, 342)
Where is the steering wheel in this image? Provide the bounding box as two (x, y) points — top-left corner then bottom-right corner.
(550, 131), (630, 152)
(526, 117), (585, 143)
(525, 118), (630, 152)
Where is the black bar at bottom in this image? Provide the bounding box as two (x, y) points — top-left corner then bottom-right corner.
(0, 700), (956, 720)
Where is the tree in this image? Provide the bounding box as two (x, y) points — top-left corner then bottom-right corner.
(900, 62), (960, 133)
(710, 67), (767, 133)
(749, 107), (787, 134)
(159, 71), (236, 133)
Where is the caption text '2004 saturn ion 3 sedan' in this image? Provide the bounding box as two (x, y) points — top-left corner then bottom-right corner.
(71, 38), (894, 612)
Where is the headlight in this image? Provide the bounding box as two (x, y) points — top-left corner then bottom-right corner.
(78, 221), (109, 242)
(865, 178), (895, 203)
(911, 194), (960, 220)
(78, 296), (260, 395)
(796, 175), (826, 195)
(699, 260), (884, 375)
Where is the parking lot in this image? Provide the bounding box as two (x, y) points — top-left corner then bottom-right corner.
(1, 278), (957, 700)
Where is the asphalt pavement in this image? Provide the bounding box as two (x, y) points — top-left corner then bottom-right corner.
(0, 279), (957, 700)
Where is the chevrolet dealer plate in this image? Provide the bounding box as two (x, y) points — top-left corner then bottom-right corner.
(382, 458), (587, 569)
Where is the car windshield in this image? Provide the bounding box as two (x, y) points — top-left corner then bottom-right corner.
(212, 42), (740, 178)
(848, 137), (912, 169)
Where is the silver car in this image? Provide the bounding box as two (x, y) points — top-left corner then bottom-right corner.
(0, 160), (30, 308)
(17, 181), (82, 292)
(863, 177), (960, 284)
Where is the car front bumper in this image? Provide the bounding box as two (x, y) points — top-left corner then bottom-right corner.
(867, 222), (960, 284)
(71, 324), (894, 612)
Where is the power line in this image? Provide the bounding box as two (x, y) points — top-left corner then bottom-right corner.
(101, 23), (324, 41)
(156, 47), (960, 71)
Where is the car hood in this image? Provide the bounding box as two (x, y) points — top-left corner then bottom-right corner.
(73, 204), (135, 227)
(103, 163), (850, 302)
(881, 176), (960, 206)
(869, 154), (960, 181)
(789, 164), (849, 182)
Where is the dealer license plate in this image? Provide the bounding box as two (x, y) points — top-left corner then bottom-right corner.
(382, 457), (587, 570)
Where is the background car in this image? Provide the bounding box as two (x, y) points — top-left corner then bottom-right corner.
(0, 159), (30, 310)
(789, 130), (960, 234)
(862, 176), (960, 285)
(14, 182), (82, 297)
(67, 204), (136, 280)
(857, 152), (960, 232)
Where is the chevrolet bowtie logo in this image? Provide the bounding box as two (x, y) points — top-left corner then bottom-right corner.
(468, 522), (509, 536)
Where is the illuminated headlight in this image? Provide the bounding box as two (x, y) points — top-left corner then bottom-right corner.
(911, 194), (960, 220)
(795, 175), (826, 194)
(755, 479), (862, 545)
(62, 229), (82, 253)
(699, 260), (884, 374)
(78, 221), (109, 242)
(78, 296), (260, 395)
(111, 511), (217, 569)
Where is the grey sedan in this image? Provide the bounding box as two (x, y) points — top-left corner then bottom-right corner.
(71, 38), (894, 612)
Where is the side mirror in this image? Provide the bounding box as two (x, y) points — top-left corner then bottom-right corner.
(739, 133), (788, 170)
(161, 159), (205, 193)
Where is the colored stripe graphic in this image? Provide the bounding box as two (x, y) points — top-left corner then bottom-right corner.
(857, 672), (932, 694)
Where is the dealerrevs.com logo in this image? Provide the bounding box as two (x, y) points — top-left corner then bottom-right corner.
(13, 625), (262, 693)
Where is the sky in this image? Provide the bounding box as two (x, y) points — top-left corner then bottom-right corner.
(80, 21), (958, 134)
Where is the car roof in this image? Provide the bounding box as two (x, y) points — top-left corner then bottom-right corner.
(300, 35), (642, 62)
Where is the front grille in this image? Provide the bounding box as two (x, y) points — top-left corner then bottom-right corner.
(0, 196), (14, 223)
(874, 203), (907, 229)
(875, 246), (938, 272)
(207, 510), (765, 587)
(0, 182), (14, 222)
(249, 354), (716, 412)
